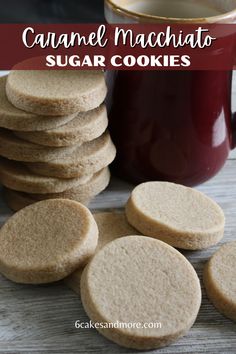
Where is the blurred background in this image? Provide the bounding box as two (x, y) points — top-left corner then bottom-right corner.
(0, 0), (105, 23)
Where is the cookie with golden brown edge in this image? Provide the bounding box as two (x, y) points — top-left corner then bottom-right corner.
(0, 199), (98, 284)
(126, 182), (225, 250)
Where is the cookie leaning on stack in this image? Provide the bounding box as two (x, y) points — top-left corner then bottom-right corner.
(0, 69), (116, 210)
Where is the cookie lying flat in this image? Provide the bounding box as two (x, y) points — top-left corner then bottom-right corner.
(6, 69), (107, 116)
(203, 241), (236, 322)
(0, 76), (77, 131)
(26, 132), (116, 178)
(0, 199), (98, 284)
(0, 157), (91, 194)
(14, 105), (108, 147)
(0, 129), (115, 167)
(126, 182), (225, 250)
(65, 212), (139, 294)
(81, 236), (201, 350)
(29, 167), (110, 200)
(3, 168), (110, 212)
(3, 188), (90, 212)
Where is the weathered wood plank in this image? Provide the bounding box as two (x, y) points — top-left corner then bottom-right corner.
(0, 160), (235, 353)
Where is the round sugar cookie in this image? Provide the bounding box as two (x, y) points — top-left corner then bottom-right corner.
(81, 236), (201, 350)
(29, 167), (110, 200)
(126, 182), (225, 250)
(203, 241), (236, 321)
(0, 157), (91, 194)
(0, 199), (98, 283)
(0, 76), (77, 131)
(14, 104), (108, 147)
(3, 188), (91, 212)
(6, 69), (107, 116)
(0, 130), (115, 169)
(3, 167), (110, 212)
(65, 212), (139, 294)
(26, 132), (116, 178)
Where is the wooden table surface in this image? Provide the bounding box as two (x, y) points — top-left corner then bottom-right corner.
(0, 71), (236, 353)
(0, 152), (235, 354)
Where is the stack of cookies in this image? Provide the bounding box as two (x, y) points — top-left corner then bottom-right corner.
(0, 70), (116, 211)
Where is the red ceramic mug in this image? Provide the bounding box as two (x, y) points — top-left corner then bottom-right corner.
(105, 0), (236, 186)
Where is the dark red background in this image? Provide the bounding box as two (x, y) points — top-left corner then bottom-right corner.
(0, 24), (235, 70)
